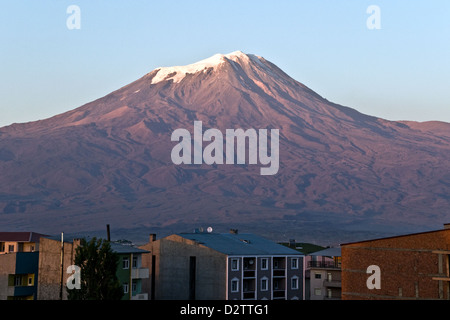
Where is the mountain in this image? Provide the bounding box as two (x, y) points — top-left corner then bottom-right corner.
(1, 51), (450, 244)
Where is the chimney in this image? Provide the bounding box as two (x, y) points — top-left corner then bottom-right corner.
(149, 234), (156, 242)
(289, 239), (296, 248)
(106, 224), (111, 241)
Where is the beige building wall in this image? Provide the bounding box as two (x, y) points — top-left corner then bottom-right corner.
(0, 253), (17, 299)
(140, 234), (227, 300)
(37, 237), (78, 300)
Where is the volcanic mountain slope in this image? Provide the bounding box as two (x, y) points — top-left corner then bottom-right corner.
(1, 51), (450, 242)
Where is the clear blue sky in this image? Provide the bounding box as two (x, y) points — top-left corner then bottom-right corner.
(1, 0), (449, 127)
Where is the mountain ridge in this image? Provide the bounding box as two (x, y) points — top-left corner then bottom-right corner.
(1, 51), (449, 244)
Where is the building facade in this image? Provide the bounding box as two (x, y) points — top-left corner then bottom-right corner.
(110, 242), (150, 300)
(0, 232), (46, 300)
(341, 224), (450, 300)
(0, 232), (47, 255)
(37, 235), (150, 300)
(307, 247), (341, 300)
(139, 231), (304, 300)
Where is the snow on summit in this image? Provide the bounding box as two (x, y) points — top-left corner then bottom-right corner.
(150, 51), (257, 84)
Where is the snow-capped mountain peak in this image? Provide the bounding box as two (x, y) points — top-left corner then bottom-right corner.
(150, 50), (256, 84)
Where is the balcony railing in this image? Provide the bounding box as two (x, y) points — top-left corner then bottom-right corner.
(323, 280), (341, 288)
(308, 261), (340, 269)
(131, 267), (149, 279)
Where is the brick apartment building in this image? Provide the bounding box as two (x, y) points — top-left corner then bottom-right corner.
(140, 230), (304, 300)
(341, 224), (450, 300)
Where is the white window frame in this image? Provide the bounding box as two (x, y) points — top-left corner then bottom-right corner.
(123, 282), (129, 294)
(291, 257), (299, 270)
(261, 258), (268, 270)
(260, 277), (268, 291)
(291, 276), (299, 290)
(231, 278), (239, 292)
(231, 258), (239, 271)
(123, 257), (129, 269)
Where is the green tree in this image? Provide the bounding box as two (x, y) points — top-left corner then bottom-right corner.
(68, 237), (123, 300)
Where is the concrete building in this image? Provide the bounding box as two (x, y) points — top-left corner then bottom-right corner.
(0, 232), (47, 300)
(139, 230), (304, 300)
(307, 247), (341, 300)
(341, 224), (450, 300)
(37, 235), (150, 300)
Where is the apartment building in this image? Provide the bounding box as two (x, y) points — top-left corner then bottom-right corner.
(0, 232), (47, 255)
(341, 224), (450, 300)
(37, 235), (150, 300)
(139, 230), (304, 300)
(308, 247), (341, 300)
(0, 232), (47, 300)
(110, 242), (150, 300)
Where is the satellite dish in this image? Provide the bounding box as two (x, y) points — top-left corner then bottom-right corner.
(207, 227), (213, 233)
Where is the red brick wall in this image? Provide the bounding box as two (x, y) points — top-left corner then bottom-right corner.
(341, 229), (450, 300)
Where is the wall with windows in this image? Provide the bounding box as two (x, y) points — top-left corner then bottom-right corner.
(227, 255), (304, 300)
(0, 252), (39, 300)
(0, 241), (37, 255)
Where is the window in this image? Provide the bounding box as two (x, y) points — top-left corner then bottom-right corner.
(231, 258), (239, 271)
(291, 276), (299, 290)
(291, 258), (299, 269)
(132, 256), (138, 268)
(123, 283), (129, 294)
(314, 288), (322, 296)
(14, 276), (21, 286)
(261, 277), (268, 291)
(8, 245), (15, 252)
(231, 278), (239, 292)
(0, 242), (5, 252)
(123, 257), (129, 269)
(28, 275), (34, 286)
(314, 273), (322, 279)
(261, 258), (268, 270)
(132, 280), (137, 293)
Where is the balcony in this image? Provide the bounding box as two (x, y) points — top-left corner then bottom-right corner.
(131, 267), (149, 279)
(273, 290), (286, 299)
(273, 269), (285, 277)
(323, 280), (341, 288)
(308, 261), (340, 269)
(131, 293), (148, 300)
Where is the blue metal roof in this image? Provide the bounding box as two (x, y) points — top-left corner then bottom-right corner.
(177, 232), (303, 256)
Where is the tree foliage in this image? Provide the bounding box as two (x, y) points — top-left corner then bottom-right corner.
(68, 237), (123, 300)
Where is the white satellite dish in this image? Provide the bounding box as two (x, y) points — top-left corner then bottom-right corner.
(207, 227), (213, 233)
